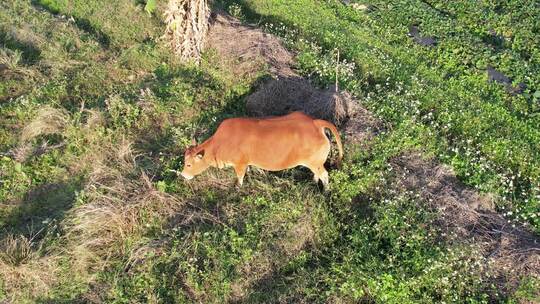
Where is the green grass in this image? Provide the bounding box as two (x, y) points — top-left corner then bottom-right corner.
(0, 0), (538, 303)
(35, 0), (161, 49)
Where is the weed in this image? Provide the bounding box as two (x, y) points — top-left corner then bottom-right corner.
(0, 234), (35, 266)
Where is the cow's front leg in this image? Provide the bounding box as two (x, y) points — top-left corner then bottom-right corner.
(234, 164), (247, 187)
(320, 170), (329, 191)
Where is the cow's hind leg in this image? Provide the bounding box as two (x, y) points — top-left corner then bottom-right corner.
(234, 163), (248, 187)
(309, 163), (329, 191)
(313, 140), (331, 190)
(312, 170), (320, 183)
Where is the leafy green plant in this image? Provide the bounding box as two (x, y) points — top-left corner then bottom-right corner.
(105, 95), (142, 129)
(144, 0), (157, 15)
(36, 0), (68, 14)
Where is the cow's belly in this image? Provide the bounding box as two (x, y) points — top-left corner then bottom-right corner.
(249, 159), (303, 171)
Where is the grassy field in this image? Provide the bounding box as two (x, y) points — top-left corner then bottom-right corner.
(1, 0), (539, 303)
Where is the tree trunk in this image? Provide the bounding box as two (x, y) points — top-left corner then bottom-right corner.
(163, 0), (210, 63)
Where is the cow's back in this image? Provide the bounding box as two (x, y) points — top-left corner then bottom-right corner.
(210, 112), (327, 170)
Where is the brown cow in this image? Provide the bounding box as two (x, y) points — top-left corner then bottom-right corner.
(180, 111), (343, 190)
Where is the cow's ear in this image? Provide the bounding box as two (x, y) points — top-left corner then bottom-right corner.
(191, 138), (197, 146)
(195, 149), (205, 159)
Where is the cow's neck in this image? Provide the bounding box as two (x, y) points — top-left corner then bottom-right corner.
(197, 137), (220, 168)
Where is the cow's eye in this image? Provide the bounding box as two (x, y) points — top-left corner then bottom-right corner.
(186, 164), (192, 167)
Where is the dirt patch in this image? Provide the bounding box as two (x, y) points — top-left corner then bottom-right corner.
(207, 11), (294, 79)
(342, 105), (384, 144)
(390, 152), (540, 292)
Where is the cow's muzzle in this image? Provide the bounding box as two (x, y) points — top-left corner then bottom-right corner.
(180, 172), (194, 180)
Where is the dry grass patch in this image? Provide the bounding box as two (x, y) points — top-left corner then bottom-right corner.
(0, 233), (59, 302)
(390, 152), (540, 294)
(0, 256), (60, 302)
(0, 234), (36, 267)
(20, 106), (69, 143)
(7, 105), (70, 162)
(59, 137), (184, 285)
(207, 12), (362, 126)
(207, 11), (294, 78)
(83, 109), (106, 130)
(0, 48), (22, 70)
(246, 78), (355, 125)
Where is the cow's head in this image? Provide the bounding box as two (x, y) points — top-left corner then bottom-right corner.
(180, 139), (209, 180)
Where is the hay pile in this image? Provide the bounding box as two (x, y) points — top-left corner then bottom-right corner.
(246, 80), (354, 125)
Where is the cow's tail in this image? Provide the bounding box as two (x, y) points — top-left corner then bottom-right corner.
(314, 119), (343, 167)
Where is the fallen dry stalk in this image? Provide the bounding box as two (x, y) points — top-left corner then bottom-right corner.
(163, 0), (210, 63)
